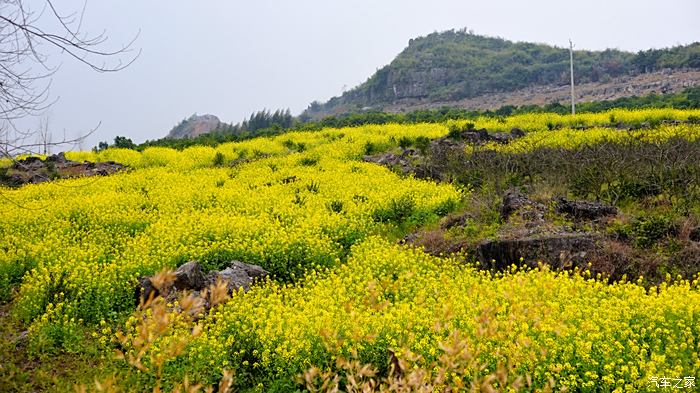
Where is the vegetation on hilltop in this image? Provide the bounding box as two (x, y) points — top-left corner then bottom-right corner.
(305, 29), (700, 116)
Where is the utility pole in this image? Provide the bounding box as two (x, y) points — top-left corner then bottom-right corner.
(569, 39), (576, 115)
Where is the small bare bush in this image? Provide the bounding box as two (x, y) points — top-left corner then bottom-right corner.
(78, 269), (234, 393)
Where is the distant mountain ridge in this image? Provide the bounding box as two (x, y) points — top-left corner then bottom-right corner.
(304, 30), (700, 118)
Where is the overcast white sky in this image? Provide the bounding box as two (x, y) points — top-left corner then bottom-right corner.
(12, 0), (700, 148)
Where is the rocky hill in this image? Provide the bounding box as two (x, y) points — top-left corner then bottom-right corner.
(167, 114), (223, 139)
(305, 30), (700, 118)
(384, 69), (700, 113)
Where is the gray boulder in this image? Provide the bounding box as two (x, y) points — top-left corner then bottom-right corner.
(134, 260), (269, 305)
(500, 189), (546, 223)
(205, 261), (270, 294)
(44, 152), (68, 164)
(555, 197), (617, 220)
(174, 261), (205, 291)
(490, 132), (514, 144)
(510, 127), (526, 138)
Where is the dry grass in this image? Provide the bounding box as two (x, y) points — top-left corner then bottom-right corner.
(77, 270), (234, 393)
(300, 330), (551, 393)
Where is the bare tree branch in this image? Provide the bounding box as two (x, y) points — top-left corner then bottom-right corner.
(0, 0), (139, 160)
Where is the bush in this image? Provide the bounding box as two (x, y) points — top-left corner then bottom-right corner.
(610, 214), (677, 249)
(629, 215), (676, 248)
(0, 257), (37, 302)
(372, 195), (416, 223)
(398, 136), (413, 149)
(414, 136), (431, 155)
(327, 200), (343, 213)
(213, 152), (226, 167)
(442, 137), (700, 206)
(298, 155), (320, 166)
(363, 141), (378, 156)
(447, 122), (474, 139)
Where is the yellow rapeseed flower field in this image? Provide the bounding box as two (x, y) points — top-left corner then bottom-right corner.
(0, 123), (458, 330)
(179, 238), (699, 391)
(479, 123), (700, 154)
(1, 111), (699, 391)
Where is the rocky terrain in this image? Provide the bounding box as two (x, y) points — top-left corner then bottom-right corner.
(313, 69), (699, 119)
(385, 69), (700, 113)
(0, 152), (126, 187)
(370, 125), (700, 284)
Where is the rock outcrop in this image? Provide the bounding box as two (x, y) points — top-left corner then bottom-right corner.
(363, 127), (525, 179)
(500, 189), (546, 223)
(478, 234), (600, 270)
(0, 152), (126, 187)
(477, 191), (607, 269)
(555, 197), (617, 220)
(167, 114), (222, 139)
(206, 261), (270, 293)
(363, 148), (419, 175)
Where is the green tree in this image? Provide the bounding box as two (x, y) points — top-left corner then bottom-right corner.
(113, 136), (136, 149)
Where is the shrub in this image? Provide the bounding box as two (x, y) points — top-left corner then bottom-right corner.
(298, 155), (319, 166)
(447, 122), (474, 138)
(414, 136), (430, 155)
(372, 195), (416, 223)
(305, 180), (320, 193)
(610, 214), (677, 249)
(363, 141), (378, 156)
(213, 152), (226, 167)
(327, 200), (344, 213)
(0, 257), (37, 302)
(397, 136), (413, 149)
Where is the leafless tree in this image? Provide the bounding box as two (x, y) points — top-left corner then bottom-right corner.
(0, 0), (139, 159)
(37, 113), (50, 154)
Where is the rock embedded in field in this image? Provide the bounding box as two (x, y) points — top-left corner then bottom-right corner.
(555, 197), (617, 220)
(477, 190), (610, 271)
(205, 261), (270, 294)
(459, 128), (490, 143)
(363, 148), (419, 175)
(500, 189), (546, 223)
(135, 276), (159, 304)
(510, 127), (526, 138)
(135, 260), (269, 305)
(451, 127), (525, 145)
(489, 132), (514, 144)
(45, 153), (69, 164)
(2, 152), (126, 187)
(174, 261), (205, 291)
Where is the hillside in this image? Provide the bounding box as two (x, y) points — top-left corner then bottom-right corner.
(385, 69), (700, 113)
(305, 30), (700, 118)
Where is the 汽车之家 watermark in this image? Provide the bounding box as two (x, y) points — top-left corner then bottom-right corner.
(648, 377), (695, 389)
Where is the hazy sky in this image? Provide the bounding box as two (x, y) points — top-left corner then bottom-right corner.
(12, 0), (700, 149)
